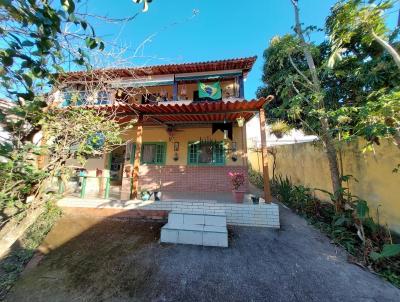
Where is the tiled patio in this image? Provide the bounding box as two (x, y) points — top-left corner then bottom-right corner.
(70, 187), (260, 204)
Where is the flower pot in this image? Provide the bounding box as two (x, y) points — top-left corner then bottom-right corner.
(232, 190), (245, 203)
(251, 196), (260, 204)
(141, 192), (151, 201)
(272, 131), (283, 139)
(153, 191), (162, 201)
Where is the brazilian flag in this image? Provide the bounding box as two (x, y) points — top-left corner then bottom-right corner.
(198, 82), (222, 100)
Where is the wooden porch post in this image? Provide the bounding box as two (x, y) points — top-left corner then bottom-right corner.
(131, 122), (143, 199)
(259, 108), (272, 203)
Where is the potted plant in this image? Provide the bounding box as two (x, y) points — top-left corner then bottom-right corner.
(140, 190), (151, 201)
(153, 184), (162, 201)
(250, 195), (260, 204)
(153, 176), (162, 201)
(270, 120), (291, 139)
(228, 172), (245, 203)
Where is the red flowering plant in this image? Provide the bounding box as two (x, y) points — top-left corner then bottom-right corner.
(228, 172), (245, 191)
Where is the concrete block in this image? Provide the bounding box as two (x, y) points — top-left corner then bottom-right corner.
(168, 213), (184, 226)
(178, 230), (203, 245)
(203, 231), (228, 247)
(204, 215), (226, 226)
(184, 214), (205, 225)
(160, 228), (178, 243)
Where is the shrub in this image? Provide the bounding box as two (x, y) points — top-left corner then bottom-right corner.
(267, 174), (400, 288)
(248, 167), (264, 189)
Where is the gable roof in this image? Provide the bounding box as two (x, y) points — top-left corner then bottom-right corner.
(59, 56), (257, 82)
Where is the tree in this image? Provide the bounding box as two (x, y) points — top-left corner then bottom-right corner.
(326, 0), (400, 149)
(0, 0), (145, 255)
(258, 0), (399, 211)
(259, 0), (345, 210)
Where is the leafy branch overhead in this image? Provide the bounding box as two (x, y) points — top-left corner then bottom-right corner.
(258, 0), (400, 150)
(0, 0), (145, 231)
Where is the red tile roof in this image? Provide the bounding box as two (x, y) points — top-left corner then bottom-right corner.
(59, 56), (257, 82)
(79, 97), (272, 124)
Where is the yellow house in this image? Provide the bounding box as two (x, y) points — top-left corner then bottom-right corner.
(55, 57), (273, 202)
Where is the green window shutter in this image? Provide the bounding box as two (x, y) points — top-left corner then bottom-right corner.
(130, 144), (136, 164)
(213, 142), (225, 164)
(155, 143), (165, 164)
(188, 142), (199, 164)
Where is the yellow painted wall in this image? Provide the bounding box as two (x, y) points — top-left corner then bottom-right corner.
(248, 140), (400, 233)
(68, 125), (247, 173)
(65, 126), (247, 194)
(122, 125), (247, 167)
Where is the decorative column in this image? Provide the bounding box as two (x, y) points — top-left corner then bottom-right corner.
(259, 108), (272, 203)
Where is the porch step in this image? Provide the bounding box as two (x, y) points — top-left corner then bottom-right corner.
(160, 212), (228, 247)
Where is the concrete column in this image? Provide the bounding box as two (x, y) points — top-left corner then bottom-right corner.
(259, 108), (272, 203)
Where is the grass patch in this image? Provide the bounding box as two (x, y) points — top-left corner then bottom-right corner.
(0, 201), (62, 299)
(249, 169), (400, 288)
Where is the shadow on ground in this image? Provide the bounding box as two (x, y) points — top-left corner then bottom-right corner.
(5, 206), (400, 302)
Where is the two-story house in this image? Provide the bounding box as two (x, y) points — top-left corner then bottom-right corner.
(54, 56), (272, 202)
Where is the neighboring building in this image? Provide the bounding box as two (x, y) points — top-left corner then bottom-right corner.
(53, 57), (272, 200)
(246, 115), (318, 149)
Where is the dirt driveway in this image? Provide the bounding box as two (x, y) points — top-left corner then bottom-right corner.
(6, 206), (400, 302)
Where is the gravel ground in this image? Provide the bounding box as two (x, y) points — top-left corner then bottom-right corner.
(6, 205), (400, 302)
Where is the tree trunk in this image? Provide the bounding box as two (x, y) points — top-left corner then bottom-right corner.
(393, 129), (400, 150)
(0, 205), (45, 258)
(370, 31), (400, 150)
(372, 30), (400, 70)
(321, 119), (344, 210)
(291, 0), (344, 209)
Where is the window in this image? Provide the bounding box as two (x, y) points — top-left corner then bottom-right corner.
(61, 90), (87, 106)
(61, 92), (72, 107)
(187, 141), (225, 165)
(96, 91), (110, 105)
(141, 142), (166, 165)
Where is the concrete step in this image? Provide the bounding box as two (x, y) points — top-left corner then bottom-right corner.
(160, 212), (228, 247)
(168, 212), (226, 227)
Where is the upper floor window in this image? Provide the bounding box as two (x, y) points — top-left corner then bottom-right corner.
(96, 91), (110, 105)
(61, 90), (87, 107)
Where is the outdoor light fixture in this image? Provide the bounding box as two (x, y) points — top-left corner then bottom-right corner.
(236, 116), (245, 127)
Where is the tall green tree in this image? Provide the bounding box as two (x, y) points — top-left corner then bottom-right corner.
(0, 0), (145, 252)
(257, 0), (399, 211)
(326, 0), (400, 149)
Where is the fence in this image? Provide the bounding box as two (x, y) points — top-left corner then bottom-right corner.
(57, 176), (113, 199)
(248, 139), (400, 234)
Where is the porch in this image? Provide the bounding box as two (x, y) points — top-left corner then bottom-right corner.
(58, 97), (279, 227)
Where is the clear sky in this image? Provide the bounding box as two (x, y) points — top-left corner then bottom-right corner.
(87, 0), (399, 99)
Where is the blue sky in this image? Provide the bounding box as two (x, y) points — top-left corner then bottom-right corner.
(88, 0), (399, 99)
